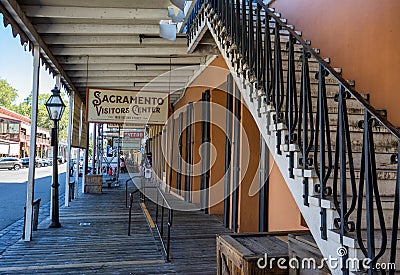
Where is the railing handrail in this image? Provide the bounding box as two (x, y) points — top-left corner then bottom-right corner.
(145, 185), (172, 210)
(255, 0), (400, 141)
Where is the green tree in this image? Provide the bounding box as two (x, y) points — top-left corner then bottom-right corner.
(0, 79), (18, 109)
(14, 93), (70, 140)
(0, 78), (70, 140)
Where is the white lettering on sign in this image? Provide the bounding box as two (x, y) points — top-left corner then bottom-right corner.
(124, 132), (144, 139)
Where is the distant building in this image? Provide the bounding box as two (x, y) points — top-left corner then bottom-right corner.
(0, 106), (50, 158)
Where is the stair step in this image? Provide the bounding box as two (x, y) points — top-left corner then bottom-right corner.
(328, 229), (400, 260)
(307, 195), (398, 231)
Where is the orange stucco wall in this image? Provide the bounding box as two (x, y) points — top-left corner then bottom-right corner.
(169, 54), (305, 232)
(237, 104), (260, 232)
(272, 0), (400, 125)
(268, 158), (306, 231)
(209, 88), (227, 214)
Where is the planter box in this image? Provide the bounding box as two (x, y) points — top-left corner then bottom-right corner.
(288, 232), (330, 275)
(217, 233), (290, 275)
(84, 175), (102, 194)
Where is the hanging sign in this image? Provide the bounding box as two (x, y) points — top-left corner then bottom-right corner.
(123, 132), (144, 139)
(107, 123), (143, 129)
(87, 88), (169, 124)
(71, 93), (87, 148)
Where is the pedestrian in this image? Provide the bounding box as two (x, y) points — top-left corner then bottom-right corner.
(120, 160), (126, 173)
(144, 162), (152, 182)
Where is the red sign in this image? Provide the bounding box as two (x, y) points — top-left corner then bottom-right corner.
(124, 132), (144, 139)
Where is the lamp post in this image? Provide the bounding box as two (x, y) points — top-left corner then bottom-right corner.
(45, 86), (66, 228)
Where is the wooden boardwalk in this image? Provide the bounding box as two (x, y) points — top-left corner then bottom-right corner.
(0, 176), (231, 274)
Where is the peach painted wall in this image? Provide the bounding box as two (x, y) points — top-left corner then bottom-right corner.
(268, 159), (306, 231)
(170, 54), (305, 232)
(209, 88), (228, 214)
(238, 104), (260, 232)
(272, 0), (400, 125)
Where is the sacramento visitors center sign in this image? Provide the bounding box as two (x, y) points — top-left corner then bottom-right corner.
(86, 88), (169, 124)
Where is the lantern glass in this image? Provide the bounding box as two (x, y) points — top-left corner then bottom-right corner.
(45, 87), (65, 121)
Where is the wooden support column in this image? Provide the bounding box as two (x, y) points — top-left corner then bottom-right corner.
(91, 123), (97, 175)
(162, 125), (168, 189)
(176, 113), (184, 195)
(200, 90), (211, 213)
(259, 136), (269, 232)
(82, 147), (88, 194)
(168, 117), (175, 192)
(224, 74), (234, 228)
(24, 45), (40, 241)
(75, 148), (80, 198)
(231, 84), (241, 231)
(65, 88), (73, 206)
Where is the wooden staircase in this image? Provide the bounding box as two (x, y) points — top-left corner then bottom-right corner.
(187, 1), (400, 274)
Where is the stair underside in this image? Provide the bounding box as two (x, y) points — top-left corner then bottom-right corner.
(188, 3), (400, 274)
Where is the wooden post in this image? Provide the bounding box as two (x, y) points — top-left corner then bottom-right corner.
(82, 148), (87, 194)
(91, 123), (97, 175)
(24, 45), (40, 241)
(75, 148), (80, 198)
(64, 85), (73, 206)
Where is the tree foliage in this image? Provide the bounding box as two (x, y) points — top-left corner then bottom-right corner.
(0, 79), (18, 109)
(0, 78), (70, 139)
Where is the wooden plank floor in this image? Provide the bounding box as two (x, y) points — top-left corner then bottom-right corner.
(0, 175), (231, 274)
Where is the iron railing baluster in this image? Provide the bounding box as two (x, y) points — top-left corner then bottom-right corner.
(273, 22), (284, 155)
(248, 0), (254, 82)
(357, 111), (388, 273)
(298, 50), (314, 207)
(313, 64), (332, 241)
(255, 2), (262, 89)
(241, 0), (247, 73)
(389, 145), (400, 275)
(264, 14), (273, 105)
(235, 0), (240, 51)
(285, 34), (298, 179)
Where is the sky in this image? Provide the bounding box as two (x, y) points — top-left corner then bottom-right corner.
(0, 14), (63, 104)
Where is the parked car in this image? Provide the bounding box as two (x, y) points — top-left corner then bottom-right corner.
(45, 158), (53, 165)
(41, 158), (52, 167)
(21, 157), (43, 168)
(0, 157), (22, 170)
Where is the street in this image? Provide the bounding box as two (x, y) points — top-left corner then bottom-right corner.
(0, 164), (67, 230)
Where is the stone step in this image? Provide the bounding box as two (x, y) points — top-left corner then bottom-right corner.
(327, 229), (400, 272)
(305, 170), (397, 197)
(309, 195), (397, 231)
(276, 123), (398, 153)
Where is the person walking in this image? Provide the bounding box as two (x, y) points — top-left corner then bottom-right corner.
(120, 159), (126, 173)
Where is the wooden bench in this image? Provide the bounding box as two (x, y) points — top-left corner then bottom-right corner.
(217, 232), (290, 275)
(22, 198), (41, 238)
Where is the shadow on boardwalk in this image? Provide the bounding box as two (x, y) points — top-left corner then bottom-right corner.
(0, 174), (231, 274)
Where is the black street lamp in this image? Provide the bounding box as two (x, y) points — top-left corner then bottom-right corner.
(45, 86), (66, 228)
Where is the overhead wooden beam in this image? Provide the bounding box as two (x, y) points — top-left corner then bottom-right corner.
(70, 76), (189, 83)
(42, 35), (187, 46)
(66, 70), (195, 77)
(51, 47), (191, 56)
(76, 82), (186, 87)
(57, 56), (207, 65)
(61, 63), (200, 71)
(20, 0), (171, 9)
(35, 23), (160, 35)
(22, 6), (168, 21)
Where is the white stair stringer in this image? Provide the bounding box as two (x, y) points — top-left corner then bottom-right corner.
(188, 8), (361, 275)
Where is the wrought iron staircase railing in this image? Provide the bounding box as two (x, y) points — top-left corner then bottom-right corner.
(187, 0), (400, 274)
